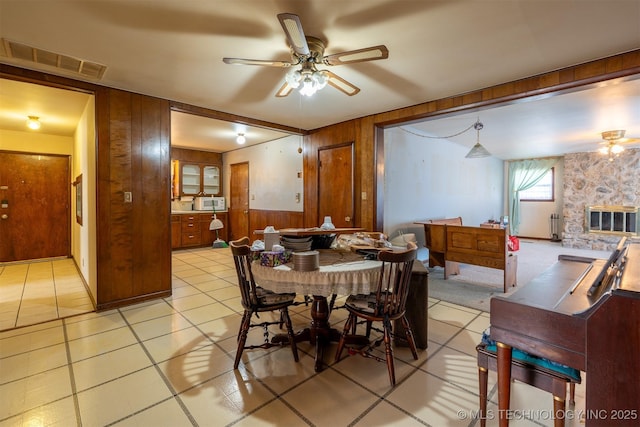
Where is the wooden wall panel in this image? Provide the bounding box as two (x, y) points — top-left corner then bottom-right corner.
(304, 121), (357, 228)
(171, 147), (223, 164)
(249, 210), (304, 235)
(96, 89), (171, 309)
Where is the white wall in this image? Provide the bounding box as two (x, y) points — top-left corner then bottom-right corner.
(383, 127), (504, 248)
(0, 129), (73, 154)
(222, 135), (304, 211)
(516, 159), (564, 239)
(72, 96), (97, 302)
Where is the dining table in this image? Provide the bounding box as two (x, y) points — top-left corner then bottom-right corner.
(251, 248), (382, 372)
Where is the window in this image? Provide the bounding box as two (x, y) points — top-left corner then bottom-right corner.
(519, 168), (554, 201)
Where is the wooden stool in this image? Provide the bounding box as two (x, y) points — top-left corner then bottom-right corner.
(477, 344), (580, 427)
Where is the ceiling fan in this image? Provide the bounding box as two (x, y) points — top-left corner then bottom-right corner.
(222, 13), (389, 97)
(598, 130), (640, 161)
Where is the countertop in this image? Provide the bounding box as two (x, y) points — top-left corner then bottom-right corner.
(171, 210), (227, 214)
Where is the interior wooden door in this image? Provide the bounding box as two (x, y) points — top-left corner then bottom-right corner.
(229, 162), (249, 242)
(0, 151), (70, 262)
(318, 144), (354, 228)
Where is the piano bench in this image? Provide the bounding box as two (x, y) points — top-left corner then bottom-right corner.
(476, 344), (581, 427)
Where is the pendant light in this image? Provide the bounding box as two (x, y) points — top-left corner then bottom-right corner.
(465, 120), (491, 158)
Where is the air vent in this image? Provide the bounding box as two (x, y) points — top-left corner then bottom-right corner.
(1, 38), (106, 80)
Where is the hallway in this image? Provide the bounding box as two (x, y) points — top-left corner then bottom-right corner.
(0, 258), (94, 331)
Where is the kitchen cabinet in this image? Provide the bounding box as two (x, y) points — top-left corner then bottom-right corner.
(172, 147), (223, 198)
(171, 215), (181, 249)
(180, 213), (201, 247)
(180, 163), (220, 196)
(171, 212), (228, 249)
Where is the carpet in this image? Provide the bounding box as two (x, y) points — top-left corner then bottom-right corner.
(426, 240), (612, 312)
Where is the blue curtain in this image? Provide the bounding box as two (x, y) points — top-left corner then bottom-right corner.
(508, 158), (559, 236)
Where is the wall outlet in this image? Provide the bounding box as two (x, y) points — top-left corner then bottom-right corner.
(124, 192), (132, 203)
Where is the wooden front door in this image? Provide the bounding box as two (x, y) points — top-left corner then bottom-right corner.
(229, 162), (249, 242)
(0, 151), (70, 262)
(318, 144), (354, 228)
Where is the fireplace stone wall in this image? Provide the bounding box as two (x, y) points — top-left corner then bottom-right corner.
(563, 148), (640, 250)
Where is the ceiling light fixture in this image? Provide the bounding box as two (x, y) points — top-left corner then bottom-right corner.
(236, 133), (246, 144)
(465, 120), (491, 158)
(26, 116), (41, 130)
(599, 130), (626, 161)
(285, 66), (329, 97)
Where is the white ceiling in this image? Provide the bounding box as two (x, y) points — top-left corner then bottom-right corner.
(1, 0), (639, 159)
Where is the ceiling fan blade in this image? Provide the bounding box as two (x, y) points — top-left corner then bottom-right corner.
(619, 137), (640, 144)
(275, 81), (294, 98)
(326, 71), (360, 96)
(222, 57), (294, 67)
(277, 13), (310, 56)
(323, 45), (389, 66)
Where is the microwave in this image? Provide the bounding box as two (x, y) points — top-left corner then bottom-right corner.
(194, 196), (225, 211)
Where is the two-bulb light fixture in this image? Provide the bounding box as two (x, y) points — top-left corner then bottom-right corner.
(285, 67), (329, 97)
(26, 116), (41, 130)
(236, 133), (246, 144)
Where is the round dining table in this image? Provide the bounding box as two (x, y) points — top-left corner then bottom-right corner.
(251, 249), (382, 372)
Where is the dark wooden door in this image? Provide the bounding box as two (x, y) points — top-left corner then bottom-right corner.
(318, 144), (354, 228)
(229, 162), (249, 241)
(0, 151), (70, 262)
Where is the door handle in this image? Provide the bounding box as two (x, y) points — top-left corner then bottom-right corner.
(243, 210), (248, 214)
(1, 214), (8, 220)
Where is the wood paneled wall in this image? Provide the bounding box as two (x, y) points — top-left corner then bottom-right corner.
(96, 89), (172, 309)
(249, 209), (304, 235)
(303, 121), (358, 228)
(171, 147), (222, 164)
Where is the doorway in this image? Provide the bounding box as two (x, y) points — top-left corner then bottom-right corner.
(229, 162), (250, 241)
(0, 78), (96, 330)
(318, 143), (354, 227)
(0, 151), (70, 262)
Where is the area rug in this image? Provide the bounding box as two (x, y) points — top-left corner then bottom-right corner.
(426, 240), (612, 312)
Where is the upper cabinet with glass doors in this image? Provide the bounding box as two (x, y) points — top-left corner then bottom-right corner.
(180, 163), (220, 196)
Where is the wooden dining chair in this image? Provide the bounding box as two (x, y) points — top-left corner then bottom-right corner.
(229, 237), (299, 369)
(334, 242), (419, 386)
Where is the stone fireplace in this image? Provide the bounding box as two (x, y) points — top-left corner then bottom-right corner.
(563, 148), (640, 250)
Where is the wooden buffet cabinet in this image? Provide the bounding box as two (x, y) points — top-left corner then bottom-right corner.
(171, 212), (228, 249)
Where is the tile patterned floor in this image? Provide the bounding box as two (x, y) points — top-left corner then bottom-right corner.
(0, 258), (94, 331)
(0, 247), (587, 426)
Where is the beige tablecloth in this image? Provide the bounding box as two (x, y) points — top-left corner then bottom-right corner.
(251, 250), (381, 297)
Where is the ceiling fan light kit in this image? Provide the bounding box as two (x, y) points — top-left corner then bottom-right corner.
(597, 129), (639, 161)
(285, 68), (329, 97)
(223, 13), (388, 98)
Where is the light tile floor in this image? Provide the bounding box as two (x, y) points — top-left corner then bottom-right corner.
(0, 247), (588, 426)
(0, 258), (94, 331)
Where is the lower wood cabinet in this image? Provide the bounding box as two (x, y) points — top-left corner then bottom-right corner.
(172, 212), (228, 249)
(171, 215), (181, 249)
